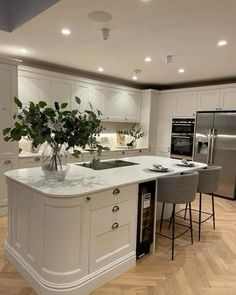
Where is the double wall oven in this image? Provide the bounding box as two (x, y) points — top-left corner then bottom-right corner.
(171, 118), (195, 160)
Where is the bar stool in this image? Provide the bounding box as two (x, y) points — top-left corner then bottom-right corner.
(184, 166), (222, 241)
(157, 172), (199, 260)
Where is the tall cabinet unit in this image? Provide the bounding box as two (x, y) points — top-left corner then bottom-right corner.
(0, 57), (20, 215)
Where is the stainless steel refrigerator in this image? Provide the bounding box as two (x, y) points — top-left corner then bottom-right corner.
(194, 111), (236, 199)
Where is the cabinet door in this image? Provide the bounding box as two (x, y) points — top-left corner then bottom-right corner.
(89, 214), (135, 272)
(197, 90), (220, 111)
(0, 158), (18, 207)
(156, 94), (173, 157)
(18, 71), (46, 106)
(91, 84), (105, 118)
(103, 88), (124, 121)
(73, 82), (92, 113)
(173, 91), (197, 117)
(46, 77), (72, 109)
(0, 63), (18, 158)
(220, 88), (236, 110)
(123, 91), (141, 122)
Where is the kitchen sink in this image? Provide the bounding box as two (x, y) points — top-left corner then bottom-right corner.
(77, 159), (139, 170)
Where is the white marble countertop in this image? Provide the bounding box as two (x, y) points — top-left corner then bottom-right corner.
(5, 156), (206, 197)
(18, 147), (149, 158)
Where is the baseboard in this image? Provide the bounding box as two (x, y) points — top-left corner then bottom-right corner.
(5, 242), (136, 295)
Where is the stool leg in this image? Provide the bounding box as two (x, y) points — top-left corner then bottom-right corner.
(184, 203), (188, 220)
(212, 194), (216, 230)
(171, 204), (176, 261)
(189, 203), (193, 244)
(160, 203), (165, 233)
(168, 209), (173, 229)
(198, 193), (202, 241)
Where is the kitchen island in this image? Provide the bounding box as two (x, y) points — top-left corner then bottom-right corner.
(4, 156), (206, 295)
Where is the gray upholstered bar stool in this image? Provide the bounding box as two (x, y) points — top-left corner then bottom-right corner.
(184, 166), (222, 241)
(157, 172), (199, 260)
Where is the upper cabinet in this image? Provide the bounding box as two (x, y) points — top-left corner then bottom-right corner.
(0, 61), (19, 159)
(18, 71), (46, 106)
(123, 91), (141, 122)
(220, 88), (236, 110)
(18, 67), (142, 123)
(46, 77), (73, 108)
(173, 91), (197, 117)
(197, 90), (221, 111)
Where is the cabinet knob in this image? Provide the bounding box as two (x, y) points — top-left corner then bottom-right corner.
(112, 205), (120, 212)
(4, 159), (11, 164)
(86, 197), (91, 201)
(122, 151), (125, 154)
(113, 188), (120, 195)
(107, 117), (109, 120)
(34, 157), (40, 162)
(139, 149), (142, 153)
(111, 222), (119, 230)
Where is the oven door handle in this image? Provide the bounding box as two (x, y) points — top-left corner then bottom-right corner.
(172, 135), (192, 139)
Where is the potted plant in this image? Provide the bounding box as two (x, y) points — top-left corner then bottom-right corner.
(2, 97), (109, 181)
(117, 124), (144, 149)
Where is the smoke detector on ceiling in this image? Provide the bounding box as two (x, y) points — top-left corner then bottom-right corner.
(165, 55), (173, 63)
(102, 28), (110, 40)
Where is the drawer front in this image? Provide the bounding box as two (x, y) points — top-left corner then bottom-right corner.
(90, 184), (137, 211)
(90, 198), (137, 229)
(18, 157), (41, 168)
(89, 214), (136, 273)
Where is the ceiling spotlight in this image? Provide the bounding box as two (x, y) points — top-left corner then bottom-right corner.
(132, 75), (138, 80)
(20, 48), (28, 53)
(61, 28), (71, 35)
(98, 67), (104, 72)
(217, 40), (227, 47)
(178, 68), (185, 73)
(145, 56), (152, 62)
(165, 55), (173, 63)
(132, 69), (141, 80)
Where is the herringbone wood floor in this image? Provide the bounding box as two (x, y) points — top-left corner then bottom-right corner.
(0, 195), (236, 295)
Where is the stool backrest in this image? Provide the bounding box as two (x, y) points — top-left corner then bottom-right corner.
(197, 166), (222, 194)
(157, 172), (199, 204)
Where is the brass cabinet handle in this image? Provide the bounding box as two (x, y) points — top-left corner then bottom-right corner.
(111, 222), (119, 230)
(4, 159), (11, 164)
(86, 197), (91, 201)
(112, 205), (119, 212)
(113, 188), (120, 195)
(34, 157), (40, 162)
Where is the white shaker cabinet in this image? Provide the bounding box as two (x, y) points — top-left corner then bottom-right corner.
(72, 82), (92, 112)
(91, 84), (106, 118)
(173, 91), (197, 117)
(156, 93), (173, 157)
(103, 88), (124, 121)
(46, 77), (73, 108)
(220, 88), (236, 110)
(0, 158), (18, 213)
(18, 71), (46, 106)
(123, 91), (141, 122)
(197, 90), (221, 111)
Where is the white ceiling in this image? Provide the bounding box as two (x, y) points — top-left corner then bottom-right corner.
(0, 0), (236, 86)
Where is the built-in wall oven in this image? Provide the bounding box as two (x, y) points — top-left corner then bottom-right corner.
(171, 118), (195, 160)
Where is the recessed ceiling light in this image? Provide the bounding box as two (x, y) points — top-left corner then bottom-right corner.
(217, 40), (227, 47)
(61, 28), (71, 35)
(20, 48), (28, 53)
(141, 0), (151, 2)
(98, 67), (104, 72)
(145, 56), (152, 62)
(178, 68), (185, 73)
(132, 76), (138, 80)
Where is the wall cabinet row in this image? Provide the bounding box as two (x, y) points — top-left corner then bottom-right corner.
(18, 69), (141, 123)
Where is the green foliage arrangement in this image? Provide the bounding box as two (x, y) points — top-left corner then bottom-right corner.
(3, 96), (109, 162)
(117, 124), (144, 141)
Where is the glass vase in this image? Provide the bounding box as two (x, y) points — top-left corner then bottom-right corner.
(41, 143), (70, 182)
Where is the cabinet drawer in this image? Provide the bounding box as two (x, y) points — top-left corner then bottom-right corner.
(89, 214), (136, 273)
(90, 198), (137, 229)
(90, 184), (137, 211)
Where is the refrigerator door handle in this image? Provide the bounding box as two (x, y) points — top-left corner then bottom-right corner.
(210, 128), (216, 165)
(207, 129), (212, 164)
